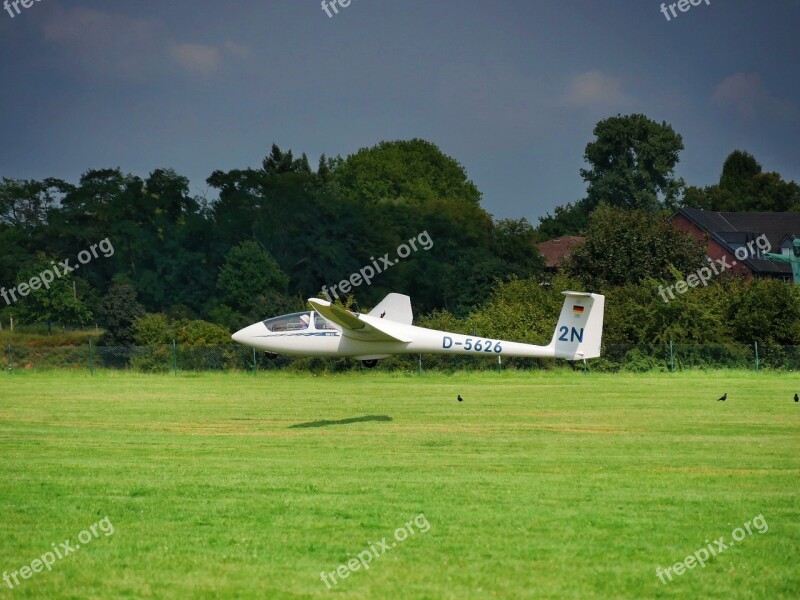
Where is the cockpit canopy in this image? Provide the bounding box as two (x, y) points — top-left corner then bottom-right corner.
(262, 311), (336, 332)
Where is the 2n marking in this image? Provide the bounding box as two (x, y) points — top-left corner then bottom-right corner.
(558, 326), (584, 343)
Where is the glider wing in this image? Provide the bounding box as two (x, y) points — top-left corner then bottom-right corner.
(308, 298), (412, 343)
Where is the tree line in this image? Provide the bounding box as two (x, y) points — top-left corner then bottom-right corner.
(1, 114), (798, 348)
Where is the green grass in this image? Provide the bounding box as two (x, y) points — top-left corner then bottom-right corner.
(0, 370), (798, 599)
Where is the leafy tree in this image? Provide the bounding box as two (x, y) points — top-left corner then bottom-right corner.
(0, 224), (31, 288)
(146, 168), (197, 221)
(603, 279), (733, 346)
(566, 204), (705, 289)
(581, 114), (685, 212)
(441, 250), (507, 316)
(98, 283), (145, 345)
(536, 114), (685, 237)
(174, 319), (232, 346)
(217, 241), (290, 316)
(440, 219), (546, 316)
(333, 139), (482, 206)
(119, 170), (216, 313)
(134, 312), (233, 351)
(262, 144), (312, 176)
(209, 139), (509, 314)
(165, 304), (197, 322)
(208, 165), (361, 303)
(727, 278), (800, 345)
(294, 152), (312, 174)
(681, 150), (800, 212)
(537, 201), (591, 239)
(719, 150), (762, 192)
(745, 172), (800, 212)
(680, 185), (726, 211)
(133, 313), (173, 345)
(0, 177), (71, 232)
(249, 291), (304, 321)
(491, 218), (546, 275)
(263, 144), (296, 175)
(48, 169), (145, 297)
(13, 256), (92, 333)
(206, 304), (246, 333)
(317, 153), (332, 183)
(207, 168), (266, 249)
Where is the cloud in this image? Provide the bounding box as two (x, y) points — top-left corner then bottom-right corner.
(711, 72), (798, 120)
(41, 7), (159, 47)
(40, 6), (163, 76)
(39, 7), (247, 78)
(169, 44), (223, 75)
(224, 41), (252, 59)
(562, 70), (634, 109)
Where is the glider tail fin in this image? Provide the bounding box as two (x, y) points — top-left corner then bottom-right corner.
(367, 293), (413, 325)
(549, 292), (605, 360)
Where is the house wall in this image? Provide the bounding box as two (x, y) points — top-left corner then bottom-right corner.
(671, 214), (753, 278)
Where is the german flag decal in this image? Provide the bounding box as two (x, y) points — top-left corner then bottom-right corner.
(572, 305), (585, 314)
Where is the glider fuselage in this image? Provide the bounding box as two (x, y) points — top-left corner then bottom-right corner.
(231, 311), (564, 360)
(231, 291), (604, 362)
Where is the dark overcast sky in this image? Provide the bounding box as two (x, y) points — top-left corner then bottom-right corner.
(1, 0), (798, 221)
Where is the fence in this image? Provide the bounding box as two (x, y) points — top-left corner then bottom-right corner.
(3, 341), (799, 374)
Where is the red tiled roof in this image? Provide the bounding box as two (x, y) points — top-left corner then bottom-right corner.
(536, 236), (586, 268)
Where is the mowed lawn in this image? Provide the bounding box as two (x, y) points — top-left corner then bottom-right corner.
(0, 370), (798, 599)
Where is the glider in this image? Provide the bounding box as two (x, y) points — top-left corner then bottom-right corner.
(231, 292), (605, 368)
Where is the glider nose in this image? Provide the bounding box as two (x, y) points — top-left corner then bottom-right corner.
(231, 322), (265, 346)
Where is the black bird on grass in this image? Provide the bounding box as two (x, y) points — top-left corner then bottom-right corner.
(457, 395), (463, 402)
(718, 393), (727, 402)
(794, 393), (798, 403)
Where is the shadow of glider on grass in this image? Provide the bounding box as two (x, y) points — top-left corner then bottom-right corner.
(232, 292), (605, 369)
(290, 415), (393, 429)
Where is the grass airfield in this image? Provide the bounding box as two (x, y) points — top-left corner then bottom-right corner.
(0, 370), (798, 599)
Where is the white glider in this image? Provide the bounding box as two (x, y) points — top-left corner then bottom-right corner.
(231, 291), (605, 368)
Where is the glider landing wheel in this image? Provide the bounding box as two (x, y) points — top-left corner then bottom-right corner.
(361, 359), (379, 369)
(264, 352), (278, 359)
